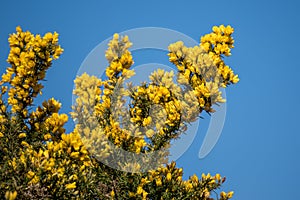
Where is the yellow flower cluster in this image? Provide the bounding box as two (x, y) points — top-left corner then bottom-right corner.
(200, 25), (239, 86)
(125, 69), (186, 152)
(71, 73), (112, 159)
(1, 26), (63, 117)
(105, 33), (134, 79)
(133, 162), (232, 199)
(0, 26), (237, 199)
(72, 73), (102, 107)
(44, 113), (68, 139)
(14, 131), (93, 197)
(76, 26), (239, 161)
(168, 48), (218, 113)
(92, 35), (148, 154)
(201, 25), (234, 56)
(5, 191), (17, 200)
(130, 82), (179, 127)
(220, 191), (234, 200)
(0, 27), (100, 199)
(28, 98), (67, 142)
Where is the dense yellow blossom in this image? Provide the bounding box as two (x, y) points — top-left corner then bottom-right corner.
(1, 26), (63, 118)
(167, 24), (239, 115)
(200, 25), (239, 86)
(105, 33), (134, 79)
(0, 25), (237, 199)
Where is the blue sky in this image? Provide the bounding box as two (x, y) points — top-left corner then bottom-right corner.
(1, 0), (300, 199)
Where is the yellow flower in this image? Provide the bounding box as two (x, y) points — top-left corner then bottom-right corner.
(5, 191), (17, 200)
(191, 174), (198, 182)
(21, 141), (30, 147)
(215, 173), (221, 181)
(155, 178), (162, 186)
(73, 142), (81, 151)
(176, 176), (182, 182)
(113, 33), (119, 40)
(0, 132), (3, 138)
(70, 152), (80, 158)
(43, 150), (49, 158)
(142, 190), (148, 199)
(142, 116), (152, 126)
(136, 186), (143, 195)
(185, 182), (193, 191)
(69, 174), (78, 181)
(212, 26), (220, 33)
(65, 182), (76, 190)
(220, 191), (226, 198)
(16, 26), (22, 33)
(224, 25), (234, 35)
(232, 74), (239, 83)
(110, 190), (115, 197)
(227, 191), (234, 198)
(29, 175), (39, 184)
(134, 139), (147, 153)
(209, 179), (216, 184)
(27, 171), (35, 179)
(44, 133), (51, 140)
(166, 172), (172, 181)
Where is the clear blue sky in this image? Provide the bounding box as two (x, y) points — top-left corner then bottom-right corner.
(1, 1), (300, 199)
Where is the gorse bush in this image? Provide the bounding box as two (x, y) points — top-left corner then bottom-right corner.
(0, 25), (239, 199)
